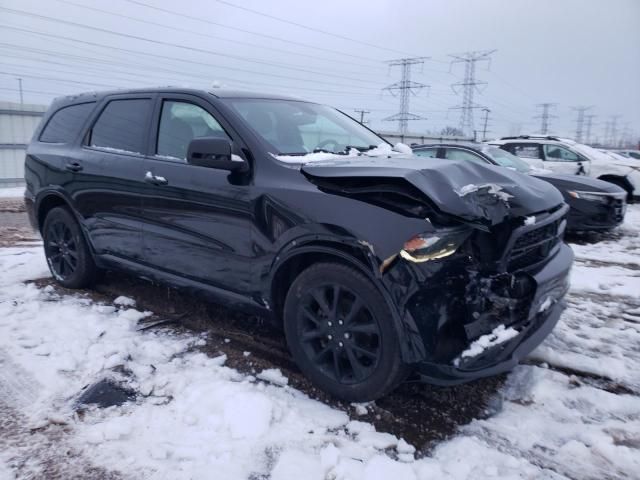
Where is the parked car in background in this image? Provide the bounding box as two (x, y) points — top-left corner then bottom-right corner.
(490, 136), (640, 201)
(614, 149), (640, 161)
(25, 88), (573, 401)
(413, 143), (627, 232)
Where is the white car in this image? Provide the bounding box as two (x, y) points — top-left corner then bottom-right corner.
(489, 136), (640, 201)
(613, 149), (640, 161)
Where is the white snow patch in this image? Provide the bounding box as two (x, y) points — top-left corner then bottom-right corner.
(256, 368), (289, 387)
(538, 296), (553, 313)
(113, 295), (136, 307)
(455, 325), (520, 365)
(455, 183), (513, 201)
(393, 142), (413, 154)
(0, 186), (26, 198)
(524, 215), (536, 226)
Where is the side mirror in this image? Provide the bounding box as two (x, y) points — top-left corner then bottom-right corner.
(187, 137), (248, 172)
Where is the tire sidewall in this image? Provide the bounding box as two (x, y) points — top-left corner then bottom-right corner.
(283, 263), (406, 402)
(43, 207), (95, 288)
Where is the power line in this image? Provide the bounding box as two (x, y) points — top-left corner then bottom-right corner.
(52, 0), (384, 73)
(212, 0), (416, 57)
(123, 0), (384, 64)
(382, 57), (429, 135)
(0, 8), (387, 88)
(449, 50), (496, 136)
(571, 105), (593, 143)
(534, 103), (557, 135)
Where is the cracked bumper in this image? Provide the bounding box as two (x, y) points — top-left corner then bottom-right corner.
(415, 243), (573, 385)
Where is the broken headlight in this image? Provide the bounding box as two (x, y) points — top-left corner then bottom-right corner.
(400, 226), (471, 263)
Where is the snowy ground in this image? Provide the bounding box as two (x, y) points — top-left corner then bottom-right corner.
(0, 206), (639, 479)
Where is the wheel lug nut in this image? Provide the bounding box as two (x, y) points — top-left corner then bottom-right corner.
(327, 334), (333, 340)
(338, 341), (343, 347)
(338, 320), (343, 325)
(327, 321), (333, 327)
(344, 332), (350, 339)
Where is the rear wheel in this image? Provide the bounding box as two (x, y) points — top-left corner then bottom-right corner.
(43, 207), (101, 288)
(283, 262), (407, 402)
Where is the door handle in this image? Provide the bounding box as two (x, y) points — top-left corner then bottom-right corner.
(144, 171), (168, 185)
(65, 162), (83, 172)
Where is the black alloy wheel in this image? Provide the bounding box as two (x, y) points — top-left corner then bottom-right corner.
(298, 284), (380, 385)
(42, 207), (101, 288)
(284, 262), (408, 402)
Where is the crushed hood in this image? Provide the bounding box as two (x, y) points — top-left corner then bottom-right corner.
(302, 155), (564, 226)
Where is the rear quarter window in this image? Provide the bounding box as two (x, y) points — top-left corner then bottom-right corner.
(89, 98), (152, 154)
(39, 102), (96, 143)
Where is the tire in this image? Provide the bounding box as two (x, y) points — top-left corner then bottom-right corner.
(283, 262), (408, 402)
(42, 206), (101, 288)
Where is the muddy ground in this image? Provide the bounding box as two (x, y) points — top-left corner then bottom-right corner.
(1, 195), (636, 456)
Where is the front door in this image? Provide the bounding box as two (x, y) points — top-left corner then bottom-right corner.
(140, 94), (254, 296)
(542, 144), (588, 175)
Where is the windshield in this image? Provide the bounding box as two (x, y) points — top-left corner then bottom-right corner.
(482, 146), (531, 173)
(222, 98), (385, 155)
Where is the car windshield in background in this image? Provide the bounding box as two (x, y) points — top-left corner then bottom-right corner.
(483, 146), (531, 173)
(223, 98), (383, 156)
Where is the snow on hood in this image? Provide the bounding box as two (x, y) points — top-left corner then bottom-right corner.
(272, 143), (412, 164)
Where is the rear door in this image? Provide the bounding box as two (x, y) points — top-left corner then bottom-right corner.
(140, 93), (254, 295)
(74, 94), (154, 261)
(502, 143), (546, 170)
(542, 144), (588, 175)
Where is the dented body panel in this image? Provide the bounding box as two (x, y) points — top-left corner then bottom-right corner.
(25, 88), (573, 388)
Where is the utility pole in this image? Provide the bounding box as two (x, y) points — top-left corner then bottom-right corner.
(572, 106), (592, 143)
(383, 57), (429, 135)
(17, 77), (23, 106)
(481, 107), (491, 141)
(534, 103), (557, 135)
(584, 114), (596, 145)
(354, 109), (370, 125)
(449, 50), (496, 137)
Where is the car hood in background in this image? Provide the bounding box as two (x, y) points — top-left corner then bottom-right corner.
(532, 172), (626, 194)
(302, 155), (564, 226)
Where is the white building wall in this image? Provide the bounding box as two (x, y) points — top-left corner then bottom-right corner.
(0, 101), (47, 187)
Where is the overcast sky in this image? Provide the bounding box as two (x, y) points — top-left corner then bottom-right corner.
(1, 0), (638, 143)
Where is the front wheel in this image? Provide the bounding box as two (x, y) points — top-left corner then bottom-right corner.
(283, 262), (408, 402)
(43, 206), (101, 288)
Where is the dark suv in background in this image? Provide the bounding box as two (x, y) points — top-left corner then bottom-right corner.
(25, 88), (573, 401)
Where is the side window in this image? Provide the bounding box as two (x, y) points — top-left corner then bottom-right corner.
(414, 148), (438, 158)
(157, 101), (229, 160)
(444, 148), (486, 164)
(89, 99), (151, 154)
(39, 102), (95, 143)
(543, 145), (580, 162)
(511, 144), (541, 159)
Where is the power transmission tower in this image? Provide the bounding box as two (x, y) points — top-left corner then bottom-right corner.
(481, 107), (491, 141)
(572, 106), (592, 143)
(383, 57), (429, 135)
(584, 114), (597, 144)
(449, 50), (496, 136)
(534, 103), (557, 135)
(354, 109), (370, 125)
(603, 120), (612, 147)
(609, 115), (621, 147)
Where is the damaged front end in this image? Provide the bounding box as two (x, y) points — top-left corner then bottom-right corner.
(382, 202), (572, 385)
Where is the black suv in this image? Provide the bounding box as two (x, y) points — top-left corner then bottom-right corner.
(25, 88), (573, 401)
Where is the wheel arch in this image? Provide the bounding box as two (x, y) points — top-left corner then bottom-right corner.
(267, 240), (425, 363)
(597, 174), (633, 200)
(36, 191), (72, 232)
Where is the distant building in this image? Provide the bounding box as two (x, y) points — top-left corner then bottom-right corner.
(0, 102), (46, 187)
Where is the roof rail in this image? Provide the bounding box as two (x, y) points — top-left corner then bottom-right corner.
(499, 135), (561, 141)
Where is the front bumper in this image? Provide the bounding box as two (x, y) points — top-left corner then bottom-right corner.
(566, 196), (626, 232)
(409, 243), (573, 385)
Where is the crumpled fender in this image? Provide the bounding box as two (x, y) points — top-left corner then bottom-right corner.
(302, 155), (563, 226)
